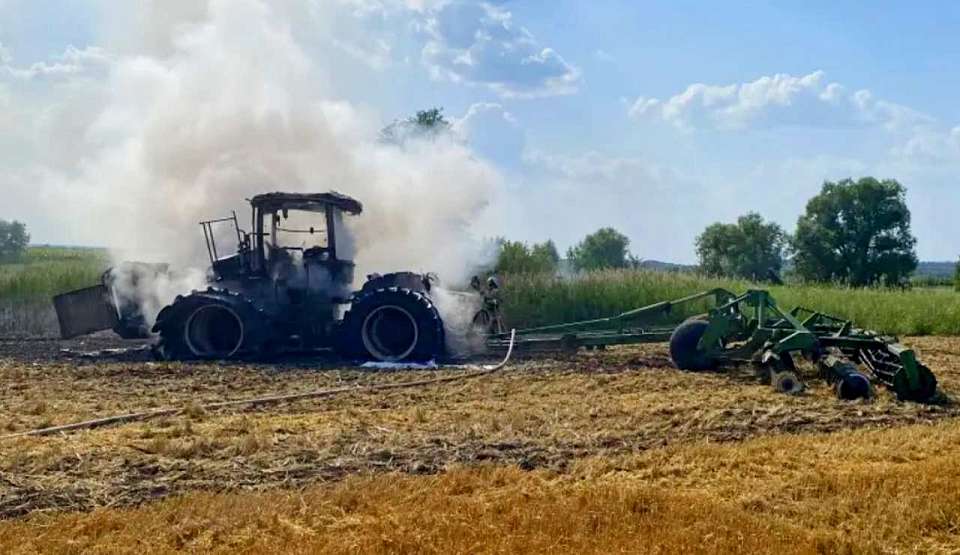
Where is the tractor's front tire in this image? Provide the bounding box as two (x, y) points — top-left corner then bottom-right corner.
(669, 318), (716, 371)
(337, 288), (444, 363)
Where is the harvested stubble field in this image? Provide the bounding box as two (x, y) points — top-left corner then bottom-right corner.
(2, 336), (960, 552)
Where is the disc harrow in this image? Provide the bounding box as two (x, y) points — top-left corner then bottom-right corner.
(485, 288), (938, 402)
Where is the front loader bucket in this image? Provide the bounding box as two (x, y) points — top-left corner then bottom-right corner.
(53, 285), (119, 339)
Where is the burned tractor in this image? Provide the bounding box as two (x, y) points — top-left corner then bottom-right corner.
(55, 192), (445, 363)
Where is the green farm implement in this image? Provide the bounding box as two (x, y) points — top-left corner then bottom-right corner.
(486, 288), (938, 402)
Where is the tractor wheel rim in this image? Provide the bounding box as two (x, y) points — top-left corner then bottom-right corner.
(184, 304), (244, 358)
(361, 305), (419, 362)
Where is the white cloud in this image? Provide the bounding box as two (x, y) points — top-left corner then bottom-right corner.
(451, 102), (523, 167)
(335, 0), (445, 14)
(331, 37), (393, 70)
(0, 45), (112, 80)
(524, 150), (671, 186)
(421, 1), (580, 98)
(628, 71), (929, 132)
(452, 102), (516, 135)
(892, 125), (960, 163)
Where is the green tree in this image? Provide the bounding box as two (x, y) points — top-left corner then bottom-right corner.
(530, 240), (559, 270)
(566, 228), (631, 271)
(793, 177), (918, 286)
(695, 213), (787, 280)
(495, 239), (560, 274)
(0, 220), (29, 261)
(379, 107), (451, 144)
(954, 257), (960, 292)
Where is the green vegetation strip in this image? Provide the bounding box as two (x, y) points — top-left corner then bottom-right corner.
(3, 247), (958, 338)
(500, 270), (960, 336)
(0, 246), (108, 301)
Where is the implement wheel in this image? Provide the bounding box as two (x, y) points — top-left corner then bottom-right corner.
(669, 318), (716, 371)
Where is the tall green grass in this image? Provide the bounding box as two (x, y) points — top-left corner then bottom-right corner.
(0, 246), (109, 335)
(3, 249), (959, 337)
(0, 246), (108, 301)
(500, 270), (960, 336)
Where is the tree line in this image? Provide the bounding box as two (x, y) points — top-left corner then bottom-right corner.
(0, 220), (29, 262)
(495, 227), (636, 274)
(496, 177), (929, 288)
(696, 177), (918, 286)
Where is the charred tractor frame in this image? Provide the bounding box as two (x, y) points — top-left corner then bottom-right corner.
(55, 192), (445, 363)
(485, 288), (939, 402)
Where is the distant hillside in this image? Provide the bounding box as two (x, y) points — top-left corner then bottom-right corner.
(915, 261), (955, 278)
(555, 259), (697, 276)
(637, 260), (696, 273)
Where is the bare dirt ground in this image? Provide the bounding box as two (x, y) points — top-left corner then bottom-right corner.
(1, 334), (957, 523)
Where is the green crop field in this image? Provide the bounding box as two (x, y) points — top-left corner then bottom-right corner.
(0, 246), (109, 335)
(0, 246), (107, 300)
(499, 270), (960, 337)
(2, 247), (959, 337)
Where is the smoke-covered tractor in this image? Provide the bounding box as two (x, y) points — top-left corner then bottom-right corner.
(54, 192), (446, 363)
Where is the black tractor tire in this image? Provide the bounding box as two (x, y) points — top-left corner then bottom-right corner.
(669, 318), (716, 371)
(152, 289), (268, 361)
(360, 272), (432, 295)
(113, 317), (152, 339)
(337, 287), (444, 363)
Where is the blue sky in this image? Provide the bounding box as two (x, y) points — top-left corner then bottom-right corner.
(2, 0), (960, 264)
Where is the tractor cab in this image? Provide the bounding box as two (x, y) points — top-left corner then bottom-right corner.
(202, 192), (362, 294)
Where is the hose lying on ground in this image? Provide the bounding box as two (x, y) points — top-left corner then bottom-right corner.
(2, 330), (516, 440)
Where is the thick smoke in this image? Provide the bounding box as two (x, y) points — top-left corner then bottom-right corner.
(17, 1), (500, 328)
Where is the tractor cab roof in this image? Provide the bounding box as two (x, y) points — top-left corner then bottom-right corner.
(249, 191), (363, 215)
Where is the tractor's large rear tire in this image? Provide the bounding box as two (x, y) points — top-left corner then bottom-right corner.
(152, 289), (267, 361)
(337, 287), (444, 363)
(359, 272), (432, 295)
(669, 318), (716, 371)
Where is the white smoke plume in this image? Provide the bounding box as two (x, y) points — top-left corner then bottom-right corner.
(9, 1), (500, 325)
